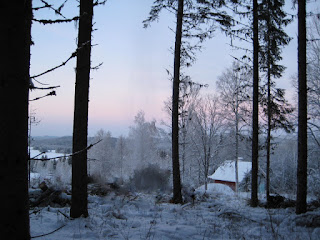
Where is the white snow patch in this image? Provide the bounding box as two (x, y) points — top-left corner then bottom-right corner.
(195, 183), (235, 196)
(30, 189), (320, 240)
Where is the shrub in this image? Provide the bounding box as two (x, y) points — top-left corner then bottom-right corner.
(130, 164), (170, 192)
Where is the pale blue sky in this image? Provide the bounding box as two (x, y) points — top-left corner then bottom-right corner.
(29, 0), (318, 137)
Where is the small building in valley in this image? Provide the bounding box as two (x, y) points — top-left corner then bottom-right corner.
(208, 159), (252, 191)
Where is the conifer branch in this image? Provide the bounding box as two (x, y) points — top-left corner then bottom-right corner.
(33, 16), (79, 25)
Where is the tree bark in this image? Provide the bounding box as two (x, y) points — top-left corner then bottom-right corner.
(235, 69), (239, 193)
(266, 0), (271, 204)
(296, 0), (307, 214)
(251, 0), (259, 207)
(171, 0), (184, 204)
(0, 1), (32, 239)
(71, 0), (93, 218)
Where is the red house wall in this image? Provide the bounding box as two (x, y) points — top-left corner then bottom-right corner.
(214, 180), (236, 191)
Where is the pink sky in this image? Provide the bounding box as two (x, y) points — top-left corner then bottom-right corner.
(29, 0), (315, 137)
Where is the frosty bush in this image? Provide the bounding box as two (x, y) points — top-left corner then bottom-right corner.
(32, 158), (71, 189)
(130, 164), (170, 192)
(55, 159), (71, 188)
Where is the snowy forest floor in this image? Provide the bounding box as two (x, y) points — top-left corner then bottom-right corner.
(30, 183), (320, 240)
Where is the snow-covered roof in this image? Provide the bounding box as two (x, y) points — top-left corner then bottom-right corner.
(208, 160), (251, 183)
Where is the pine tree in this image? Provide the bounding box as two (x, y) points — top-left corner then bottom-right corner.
(144, 0), (232, 204)
(0, 1), (32, 238)
(71, 0), (93, 218)
(258, 0), (294, 204)
(296, 0), (308, 214)
(171, 0), (184, 203)
(251, 0), (260, 207)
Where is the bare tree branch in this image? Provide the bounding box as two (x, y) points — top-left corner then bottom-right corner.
(29, 151), (46, 159)
(91, 62), (103, 71)
(36, 0), (68, 19)
(30, 51), (77, 79)
(29, 139), (102, 161)
(30, 85), (60, 91)
(93, 0), (107, 6)
(29, 91), (56, 101)
(31, 41), (90, 79)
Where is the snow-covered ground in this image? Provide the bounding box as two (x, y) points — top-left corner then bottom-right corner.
(30, 148), (63, 159)
(29, 183), (320, 239)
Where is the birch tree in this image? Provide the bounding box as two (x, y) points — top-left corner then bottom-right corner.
(216, 62), (252, 192)
(190, 96), (225, 190)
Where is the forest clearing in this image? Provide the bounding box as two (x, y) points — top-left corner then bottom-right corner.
(29, 181), (320, 240)
(1, 1), (319, 239)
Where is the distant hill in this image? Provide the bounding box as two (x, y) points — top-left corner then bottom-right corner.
(30, 135), (116, 154)
(30, 136), (73, 154)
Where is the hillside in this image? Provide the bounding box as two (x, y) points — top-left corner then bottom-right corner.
(30, 136), (73, 154)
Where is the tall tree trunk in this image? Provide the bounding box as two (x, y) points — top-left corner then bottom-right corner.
(296, 0), (307, 214)
(182, 127), (186, 181)
(0, 1), (32, 239)
(266, 0), (271, 204)
(71, 0), (93, 218)
(266, 69), (271, 204)
(235, 70), (239, 193)
(251, 0), (259, 207)
(172, 0), (184, 204)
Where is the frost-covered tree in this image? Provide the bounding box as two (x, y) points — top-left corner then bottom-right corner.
(88, 129), (116, 182)
(55, 159), (72, 187)
(163, 80), (201, 182)
(307, 15), (320, 147)
(216, 62), (252, 192)
(128, 111), (163, 169)
(189, 96), (225, 190)
(305, 15), (320, 200)
(114, 135), (128, 180)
